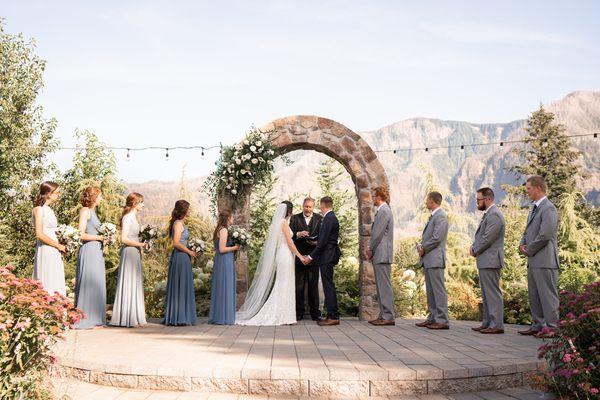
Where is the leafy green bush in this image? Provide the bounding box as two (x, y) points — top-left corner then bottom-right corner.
(529, 281), (600, 399)
(1, 265), (82, 400)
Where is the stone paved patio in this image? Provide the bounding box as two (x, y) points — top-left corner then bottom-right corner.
(55, 318), (546, 398)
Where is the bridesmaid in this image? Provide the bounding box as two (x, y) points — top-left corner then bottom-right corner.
(110, 193), (147, 328)
(208, 210), (240, 325)
(32, 181), (67, 296)
(164, 200), (197, 326)
(75, 187), (106, 329)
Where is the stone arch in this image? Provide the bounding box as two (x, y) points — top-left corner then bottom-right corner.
(218, 115), (389, 320)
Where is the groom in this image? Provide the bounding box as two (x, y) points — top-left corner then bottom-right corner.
(302, 196), (341, 326)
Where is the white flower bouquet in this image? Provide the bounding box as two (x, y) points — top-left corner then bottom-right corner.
(55, 224), (81, 256)
(228, 226), (250, 249)
(188, 237), (207, 254)
(98, 222), (117, 248)
(140, 224), (159, 253)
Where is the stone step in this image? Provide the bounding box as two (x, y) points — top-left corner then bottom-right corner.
(54, 379), (555, 400)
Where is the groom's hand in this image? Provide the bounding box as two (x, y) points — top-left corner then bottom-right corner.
(297, 231), (309, 238)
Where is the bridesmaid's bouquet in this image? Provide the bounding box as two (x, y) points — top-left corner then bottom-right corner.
(139, 224), (159, 253)
(188, 237), (207, 254)
(56, 224), (82, 256)
(98, 222), (117, 250)
(228, 226), (250, 249)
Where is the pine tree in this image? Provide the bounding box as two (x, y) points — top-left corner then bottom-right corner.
(0, 23), (59, 274)
(513, 105), (582, 203)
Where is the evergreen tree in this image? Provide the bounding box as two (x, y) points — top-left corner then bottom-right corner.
(0, 23), (58, 274)
(513, 105), (582, 203)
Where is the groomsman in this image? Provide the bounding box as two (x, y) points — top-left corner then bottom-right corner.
(416, 192), (450, 330)
(366, 186), (395, 326)
(290, 197), (322, 321)
(518, 176), (560, 338)
(470, 187), (505, 334)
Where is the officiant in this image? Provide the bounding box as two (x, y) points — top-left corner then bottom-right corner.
(291, 197), (323, 321)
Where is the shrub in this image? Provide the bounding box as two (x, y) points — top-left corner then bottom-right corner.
(0, 264), (82, 399)
(529, 280), (600, 399)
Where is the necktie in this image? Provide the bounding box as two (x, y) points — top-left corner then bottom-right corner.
(528, 204), (538, 223)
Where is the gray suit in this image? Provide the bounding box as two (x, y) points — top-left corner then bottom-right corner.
(521, 197), (560, 330)
(369, 203), (395, 320)
(420, 208), (449, 325)
(471, 205), (505, 330)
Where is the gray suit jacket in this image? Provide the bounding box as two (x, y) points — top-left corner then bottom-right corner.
(472, 205), (505, 269)
(420, 209), (449, 269)
(520, 197), (559, 269)
(370, 203), (394, 264)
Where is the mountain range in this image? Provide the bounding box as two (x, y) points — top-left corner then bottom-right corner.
(128, 91), (600, 237)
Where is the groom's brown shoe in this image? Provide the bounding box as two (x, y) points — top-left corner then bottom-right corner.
(369, 318), (383, 325)
(415, 321), (433, 327)
(426, 323), (449, 330)
(318, 318), (340, 326)
(372, 319), (395, 326)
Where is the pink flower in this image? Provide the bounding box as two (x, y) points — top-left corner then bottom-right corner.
(590, 388), (599, 395)
(563, 353), (573, 363)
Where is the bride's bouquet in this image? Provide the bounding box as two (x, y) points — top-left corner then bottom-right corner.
(98, 222), (117, 251)
(140, 224), (159, 253)
(56, 224), (82, 256)
(228, 226), (250, 249)
(188, 237), (207, 254)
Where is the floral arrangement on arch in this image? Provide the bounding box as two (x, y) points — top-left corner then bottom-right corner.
(205, 127), (280, 210)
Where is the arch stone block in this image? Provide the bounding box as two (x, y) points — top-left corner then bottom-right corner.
(219, 115), (389, 320)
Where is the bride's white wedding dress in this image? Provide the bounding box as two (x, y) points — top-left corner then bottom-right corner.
(236, 204), (296, 326)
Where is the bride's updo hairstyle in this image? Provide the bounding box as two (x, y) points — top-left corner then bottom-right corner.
(282, 201), (293, 218)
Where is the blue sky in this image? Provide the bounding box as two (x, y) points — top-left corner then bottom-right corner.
(3, 1), (599, 182)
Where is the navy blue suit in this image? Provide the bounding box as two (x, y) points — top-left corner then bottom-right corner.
(309, 211), (341, 319)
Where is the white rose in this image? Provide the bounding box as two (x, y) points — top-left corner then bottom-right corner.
(235, 144), (242, 151)
(256, 141), (262, 147)
(243, 139), (250, 145)
(233, 231), (239, 238)
(231, 189), (237, 194)
(229, 177), (234, 181)
(226, 184), (231, 189)
(405, 281), (418, 291)
(251, 158), (258, 164)
(402, 269), (416, 281)
(250, 145), (257, 152)
(235, 159), (241, 165)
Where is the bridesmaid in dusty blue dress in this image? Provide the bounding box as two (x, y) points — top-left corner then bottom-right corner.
(208, 210), (240, 325)
(164, 200), (197, 326)
(110, 193), (147, 328)
(75, 187), (106, 329)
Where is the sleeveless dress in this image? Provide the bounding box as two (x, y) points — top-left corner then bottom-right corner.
(236, 226), (296, 326)
(75, 209), (106, 329)
(32, 205), (66, 296)
(164, 224), (197, 326)
(208, 235), (236, 325)
(110, 212), (146, 327)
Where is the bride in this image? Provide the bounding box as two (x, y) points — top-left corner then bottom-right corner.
(236, 201), (306, 326)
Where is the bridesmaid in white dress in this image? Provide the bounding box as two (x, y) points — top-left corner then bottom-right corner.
(32, 181), (67, 296)
(110, 192), (147, 328)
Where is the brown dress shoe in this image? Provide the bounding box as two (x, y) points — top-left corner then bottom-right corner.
(518, 328), (540, 336)
(427, 323), (450, 330)
(369, 318), (383, 325)
(318, 318), (340, 326)
(415, 321), (433, 327)
(472, 326), (487, 331)
(372, 319), (395, 326)
(480, 328), (504, 334)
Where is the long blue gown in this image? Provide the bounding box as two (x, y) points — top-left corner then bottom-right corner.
(75, 209), (106, 329)
(208, 236), (236, 325)
(164, 225), (197, 326)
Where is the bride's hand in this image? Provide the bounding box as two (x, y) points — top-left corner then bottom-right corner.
(232, 244), (241, 251)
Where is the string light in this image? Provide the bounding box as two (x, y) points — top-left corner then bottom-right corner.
(380, 132), (598, 154)
(165, 148), (169, 160)
(126, 148), (130, 161)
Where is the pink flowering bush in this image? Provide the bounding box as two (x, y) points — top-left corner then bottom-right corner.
(0, 264), (83, 399)
(529, 280), (600, 399)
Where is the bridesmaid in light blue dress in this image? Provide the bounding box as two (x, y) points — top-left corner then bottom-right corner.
(32, 181), (67, 296)
(75, 187), (106, 329)
(164, 200), (197, 326)
(110, 193), (147, 328)
(208, 210), (240, 325)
